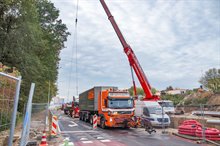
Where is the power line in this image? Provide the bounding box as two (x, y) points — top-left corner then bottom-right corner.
(75, 0), (79, 97)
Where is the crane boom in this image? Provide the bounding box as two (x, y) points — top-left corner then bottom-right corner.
(100, 0), (159, 100)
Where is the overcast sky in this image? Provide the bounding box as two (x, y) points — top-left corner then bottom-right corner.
(51, 0), (220, 101)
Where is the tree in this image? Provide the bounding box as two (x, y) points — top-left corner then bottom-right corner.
(151, 87), (157, 94)
(128, 86), (144, 96)
(0, 0), (70, 112)
(199, 68), (220, 93)
(166, 86), (173, 91)
(128, 86), (157, 96)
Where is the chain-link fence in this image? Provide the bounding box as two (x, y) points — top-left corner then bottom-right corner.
(170, 104), (220, 129)
(29, 103), (48, 142)
(0, 72), (21, 146)
(20, 102), (48, 146)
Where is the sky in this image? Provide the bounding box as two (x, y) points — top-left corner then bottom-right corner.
(51, 0), (220, 101)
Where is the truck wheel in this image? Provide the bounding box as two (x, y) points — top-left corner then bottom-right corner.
(79, 114), (82, 120)
(82, 115), (85, 121)
(90, 115), (93, 125)
(100, 118), (106, 129)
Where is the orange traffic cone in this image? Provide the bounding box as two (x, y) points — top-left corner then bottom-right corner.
(39, 131), (48, 146)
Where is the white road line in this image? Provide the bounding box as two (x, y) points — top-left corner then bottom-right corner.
(100, 139), (111, 142)
(61, 130), (98, 133)
(68, 124), (78, 127)
(97, 137), (104, 140)
(81, 141), (93, 144)
(69, 121), (78, 126)
(80, 138), (88, 141)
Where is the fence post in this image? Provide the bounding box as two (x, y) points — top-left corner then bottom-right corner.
(49, 110), (52, 137)
(20, 83), (35, 146)
(8, 76), (22, 146)
(200, 104), (206, 143)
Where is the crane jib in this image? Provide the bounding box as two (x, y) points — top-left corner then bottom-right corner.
(100, 0), (158, 100)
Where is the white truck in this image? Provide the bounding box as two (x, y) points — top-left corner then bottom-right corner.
(135, 100), (171, 127)
(158, 100), (175, 114)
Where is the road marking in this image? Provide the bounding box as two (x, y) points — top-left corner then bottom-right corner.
(61, 130), (98, 134)
(68, 124), (77, 127)
(81, 141), (93, 144)
(100, 139), (111, 142)
(97, 137), (104, 140)
(69, 121), (78, 127)
(80, 138), (88, 141)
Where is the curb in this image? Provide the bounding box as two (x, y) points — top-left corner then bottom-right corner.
(172, 132), (220, 146)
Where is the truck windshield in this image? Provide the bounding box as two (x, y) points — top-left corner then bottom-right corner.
(108, 99), (133, 109)
(147, 106), (162, 114)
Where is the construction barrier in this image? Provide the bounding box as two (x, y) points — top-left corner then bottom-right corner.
(51, 116), (58, 136)
(93, 114), (97, 129)
(40, 131), (48, 146)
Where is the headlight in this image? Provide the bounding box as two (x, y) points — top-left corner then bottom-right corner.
(110, 117), (113, 122)
(108, 111), (111, 116)
(113, 111), (118, 115)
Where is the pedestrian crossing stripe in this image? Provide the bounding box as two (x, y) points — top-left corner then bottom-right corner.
(100, 139), (111, 142)
(97, 137), (104, 139)
(81, 141), (93, 143)
(80, 138), (88, 141)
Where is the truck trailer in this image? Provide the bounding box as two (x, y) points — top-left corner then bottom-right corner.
(79, 86), (136, 128)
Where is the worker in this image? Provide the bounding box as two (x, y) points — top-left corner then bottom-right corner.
(141, 118), (156, 134)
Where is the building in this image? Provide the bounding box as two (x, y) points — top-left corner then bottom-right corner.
(166, 89), (186, 95)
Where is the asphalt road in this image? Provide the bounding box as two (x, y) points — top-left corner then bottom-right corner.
(56, 111), (208, 146)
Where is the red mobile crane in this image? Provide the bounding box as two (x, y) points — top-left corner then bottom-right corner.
(100, 0), (160, 101)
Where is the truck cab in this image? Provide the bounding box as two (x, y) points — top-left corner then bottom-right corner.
(98, 89), (135, 128)
(135, 100), (171, 127)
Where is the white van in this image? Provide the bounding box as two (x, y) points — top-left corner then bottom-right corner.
(134, 100), (170, 127)
(158, 100), (175, 114)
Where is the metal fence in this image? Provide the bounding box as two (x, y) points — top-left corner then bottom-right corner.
(0, 72), (21, 146)
(20, 101), (48, 146)
(170, 104), (220, 129)
(20, 83), (35, 146)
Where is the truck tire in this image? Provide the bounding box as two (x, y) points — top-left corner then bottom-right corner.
(82, 115), (86, 122)
(79, 113), (82, 121)
(90, 115), (93, 125)
(100, 118), (106, 129)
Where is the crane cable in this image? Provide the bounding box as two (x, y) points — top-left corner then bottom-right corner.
(67, 0), (79, 100)
(75, 0), (79, 98)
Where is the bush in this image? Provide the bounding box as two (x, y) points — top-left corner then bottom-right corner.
(0, 113), (11, 131)
(184, 97), (208, 105)
(161, 94), (185, 106)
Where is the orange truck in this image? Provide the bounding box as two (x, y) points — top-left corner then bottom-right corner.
(79, 86), (137, 128)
